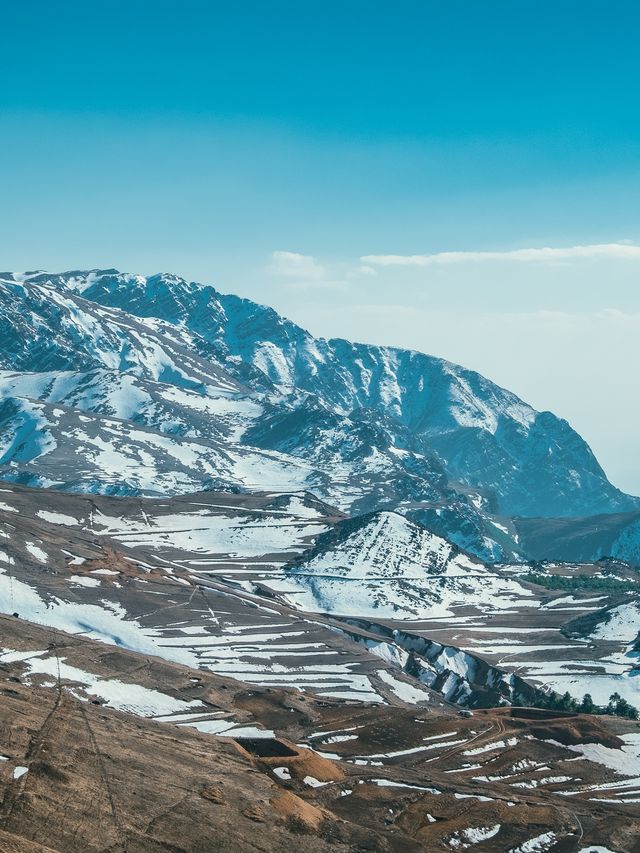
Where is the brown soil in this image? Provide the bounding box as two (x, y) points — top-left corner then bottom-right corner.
(270, 791), (327, 831)
(1, 592), (639, 851)
(0, 829), (60, 853)
(512, 714), (624, 748)
(256, 746), (346, 784)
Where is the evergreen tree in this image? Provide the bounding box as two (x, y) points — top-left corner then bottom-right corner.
(580, 693), (595, 714)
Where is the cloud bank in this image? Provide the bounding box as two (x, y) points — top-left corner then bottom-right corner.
(361, 243), (640, 267)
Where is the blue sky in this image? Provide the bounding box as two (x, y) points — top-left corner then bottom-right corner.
(2, 1), (640, 491)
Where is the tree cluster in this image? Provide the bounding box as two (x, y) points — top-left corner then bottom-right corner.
(524, 689), (639, 720)
(524, 571), (637, 593)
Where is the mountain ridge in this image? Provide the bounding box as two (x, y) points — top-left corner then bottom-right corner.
(0, 267), (638, 566)
(53, 268), (636, 517)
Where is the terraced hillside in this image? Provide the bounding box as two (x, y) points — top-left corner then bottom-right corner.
(2, 613), (640, 853)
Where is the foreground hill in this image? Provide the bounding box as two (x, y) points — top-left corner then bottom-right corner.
(1, 543), (640, 851)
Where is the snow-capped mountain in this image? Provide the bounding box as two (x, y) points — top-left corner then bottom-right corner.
(284, 511), (535, 618)
(52, 268), (637, 519)
(0, 268), (638, 564)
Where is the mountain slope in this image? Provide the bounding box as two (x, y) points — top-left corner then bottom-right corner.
(4, 612), (640, 853)
(0, 275), (252, 392)
(515, 511), (640, 566)
(0, 268), (638, 566)
(0, 272), (509, 561)
(46, 267), (637, 519)
(0, 395), (319, 495)
(284, 511), (535, 618)
(287, 511), (480, 577)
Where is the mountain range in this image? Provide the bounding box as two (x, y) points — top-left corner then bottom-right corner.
(0, 268), (639, 566)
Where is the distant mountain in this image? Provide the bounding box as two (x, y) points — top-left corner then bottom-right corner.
(515, 511), (640, 566)
(53, 268), (638, 519)
(0, 268), (638, 564)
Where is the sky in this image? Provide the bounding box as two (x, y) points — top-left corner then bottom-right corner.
(1, 1), (640, 492)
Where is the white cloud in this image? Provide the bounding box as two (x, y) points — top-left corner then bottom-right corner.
(267, 250), (326, 280)
(361, 243), (640, 267)
(354, 264), (378, 276)
(266, 250), (357, 290)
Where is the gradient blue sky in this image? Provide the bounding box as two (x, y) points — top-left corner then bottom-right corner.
(2, 1), (640, 491)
